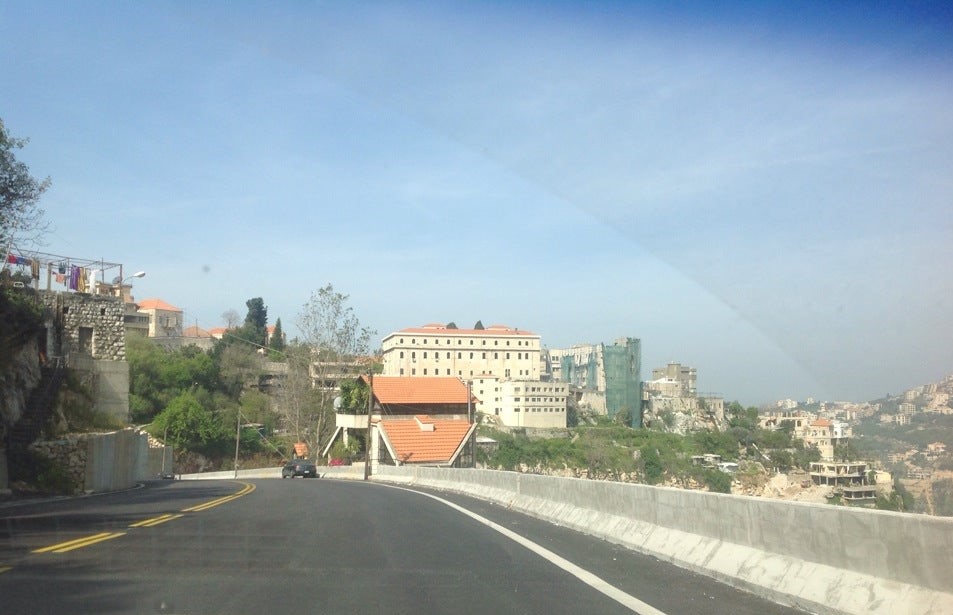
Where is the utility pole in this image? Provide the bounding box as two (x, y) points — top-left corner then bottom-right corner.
(467, 380), (476, 468)
(233, 409), (242, 479)
(364, 373), (373, 481)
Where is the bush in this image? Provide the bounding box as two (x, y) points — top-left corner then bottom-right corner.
(699, 468), (732, 493)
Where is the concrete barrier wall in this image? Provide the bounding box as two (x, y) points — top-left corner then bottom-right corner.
(84, 429), (150, 492)
(367, 466), (953, 615)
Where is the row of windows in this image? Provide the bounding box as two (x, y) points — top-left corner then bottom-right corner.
(399, 351), (534, 360)
(398, 337), (535, 347)
(511, 408), (563, 413)
(398, 368), (524, 377)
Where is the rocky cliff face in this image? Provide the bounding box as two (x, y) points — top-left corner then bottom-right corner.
(0, 339), (41, 430)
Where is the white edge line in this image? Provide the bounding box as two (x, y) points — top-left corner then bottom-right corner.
(384, 484), (668, 615)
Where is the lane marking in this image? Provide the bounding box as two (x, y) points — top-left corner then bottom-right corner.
(33, 532), (126, 554)
(389, 485), (668, 615)
(181, 482), (255, 512)
(0, 565), (12, 574)
(130, 513), (184, 528)
(23, 482), (254, 561)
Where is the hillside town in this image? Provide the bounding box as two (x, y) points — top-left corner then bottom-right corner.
(4, 249), (952, 515)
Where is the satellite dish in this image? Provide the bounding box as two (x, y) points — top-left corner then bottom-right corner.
(333, 396), (342, 410)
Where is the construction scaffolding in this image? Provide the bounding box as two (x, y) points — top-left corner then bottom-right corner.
(557, 337), (643, 426)
(603, 337), (642, 427)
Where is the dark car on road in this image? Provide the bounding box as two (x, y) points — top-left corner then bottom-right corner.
(282, 460), (318, 479)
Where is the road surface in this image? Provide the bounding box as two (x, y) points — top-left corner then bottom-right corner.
(0, 478), (806, 614)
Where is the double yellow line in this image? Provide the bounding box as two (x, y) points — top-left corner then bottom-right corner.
(181, 481), (256, 512)
(129, 513), (184, 528)
(24, 481), (256, 560)
(32, 532), (126, 554)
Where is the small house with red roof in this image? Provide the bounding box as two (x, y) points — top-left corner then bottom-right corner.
(136, 298), (183, 338)
(322, 375), (478, 468)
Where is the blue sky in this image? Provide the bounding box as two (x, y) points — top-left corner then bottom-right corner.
(2, 2), (952, 405)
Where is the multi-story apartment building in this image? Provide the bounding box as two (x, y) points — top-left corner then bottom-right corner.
(548, 337), (642, 425)
(381, 323), (542, 380)
(471, 375), (568, 428)
(798, 418), (852, 460)
(648, 362), (697, 397)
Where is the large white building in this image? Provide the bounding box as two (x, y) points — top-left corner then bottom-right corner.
(471, 375), (568, 428)
(381, 323), (543, 380)
(381, 323), (567, 428)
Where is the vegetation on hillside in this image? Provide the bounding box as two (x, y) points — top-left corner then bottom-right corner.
(130, 285), (375, 469)
(480, 403), (822, 493)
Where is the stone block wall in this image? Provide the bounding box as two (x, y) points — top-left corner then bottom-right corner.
(39, 291), (126, 361)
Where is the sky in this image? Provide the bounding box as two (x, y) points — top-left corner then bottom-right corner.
(2, 1), (952, 405)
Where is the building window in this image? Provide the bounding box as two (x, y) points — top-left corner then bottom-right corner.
(470, 352), (474, 359)
(446, 352), (450, 359)
(412, 368), (417, 375)
(494, 352), (498, 359)
(423, 352), (428, 359)
(400, 338), (404, 343)
(446, 369), (450, 375)
(400, 351), (404, 359)
(423, 368), (428, 375)
(482, 352), (486, 359)
(506, 353), (510, 359)
(457, 352), (462, 359)
(412, 352), (416, 360)
(400, 368), (404, 375)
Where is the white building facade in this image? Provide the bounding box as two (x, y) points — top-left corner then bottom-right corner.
(471, 375), (569, 428)
(382, 323), (568, 428)
(381, 323), (543, 380)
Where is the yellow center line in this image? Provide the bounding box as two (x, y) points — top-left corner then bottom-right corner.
(33, 532), (126, 554)
(27, 482), (254, 558)
(0, 565), (12, 574)
(181, 481), (256, 512)
(129, 513), (184, 528)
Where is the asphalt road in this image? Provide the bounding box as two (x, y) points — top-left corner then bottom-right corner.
(0, 478), (808, 614)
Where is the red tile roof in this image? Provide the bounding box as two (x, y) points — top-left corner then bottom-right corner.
(379, 416), (475, 464)
(365, 376), (474, 405)
(392, 323), (537, 336)
(812, 418), (832, 427)
(137, 298), (182, 312)
(183, 325), (211, 338)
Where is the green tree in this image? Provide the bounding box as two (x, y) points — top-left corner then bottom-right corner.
(296, 283), (375, 454)
(0, 118), (50, 247)
(242, 297), (268, 347)
(218, 343), (262, 397)
(152, 392), (229, 455)
(269, 317), (286, 354)
(338, 377), (369, 413)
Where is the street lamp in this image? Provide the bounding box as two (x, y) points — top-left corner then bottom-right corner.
(113, 270), (146, 285)
(111, 271), (145, 300)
